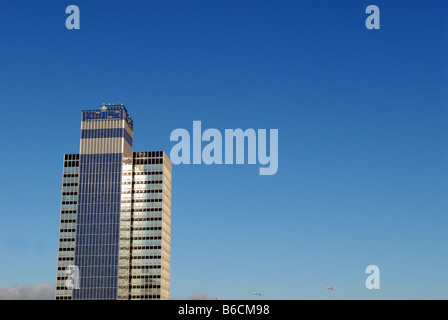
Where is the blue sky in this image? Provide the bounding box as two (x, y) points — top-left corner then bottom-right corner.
(0, 0), (447, 299)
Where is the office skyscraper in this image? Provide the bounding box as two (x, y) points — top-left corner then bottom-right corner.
(55, 105), (172, 300)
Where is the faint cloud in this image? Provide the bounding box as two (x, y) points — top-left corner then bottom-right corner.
(188, 293), (209, 300)
(171, 292), (209, 300)
(0, 283), (54, 300)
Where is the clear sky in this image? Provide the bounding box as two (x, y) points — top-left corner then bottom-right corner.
(0, 0), (447, 299)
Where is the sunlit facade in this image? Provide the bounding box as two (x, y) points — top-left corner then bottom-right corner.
(55, 105), (171, 300)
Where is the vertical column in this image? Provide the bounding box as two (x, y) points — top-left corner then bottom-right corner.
(129, 151), (170, 300)
(74, 153), (122, 300)
(117, 156), (133, 300)
(55, 154), (79, 300)
(73, 106), (133, 300)
(161, 152), (172, 300)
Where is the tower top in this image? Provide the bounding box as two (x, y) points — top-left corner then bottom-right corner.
(81, 104), (133, 130)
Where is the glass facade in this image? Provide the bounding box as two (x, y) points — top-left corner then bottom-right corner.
(55, 105), (171, 300)
(73, 153), (123, 300)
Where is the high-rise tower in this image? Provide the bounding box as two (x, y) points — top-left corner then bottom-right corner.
(55, 105), (171, 300)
